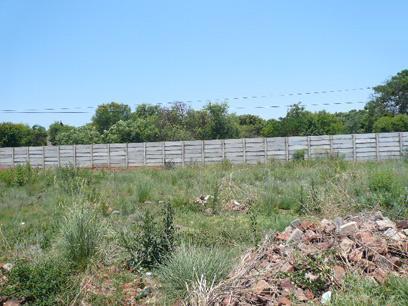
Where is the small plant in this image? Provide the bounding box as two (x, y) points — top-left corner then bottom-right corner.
(135, 180), (152, 203)
(60, 206), (102, 268)
(0, 164), (35, 186)
(368, 170), (395, 193)
(157, 244), (234, 302)
(248, 207), (260, 247)
(119, 203), (175, 270)
(293, 149), (306, 161)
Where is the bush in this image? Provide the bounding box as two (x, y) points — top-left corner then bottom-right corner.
(1, 257), (75, 305)
(119, 203), (175, 270)
(157, 244), (234, 301)
(0, 164), (36, 187)
(60, 206), (102, 268)
(293, 149), (306, 160)
(331, 274), (408, 306)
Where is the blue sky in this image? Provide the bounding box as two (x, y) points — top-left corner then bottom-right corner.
(1, 0), (407, 127)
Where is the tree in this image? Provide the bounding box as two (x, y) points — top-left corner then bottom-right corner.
(373, 114), (408, 132)
(236, 114), (266, 137)
(202, 103), (239, 139)
(48, 122), (74, 145)
(104, 118), (160, 143)
(55, 125), (103, 145)
(0, 123), (47, 147)
(373, 69), (408, 114)
(92, 102), (132, 133)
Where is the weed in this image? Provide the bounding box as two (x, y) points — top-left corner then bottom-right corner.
(60, 205), (102, 268)
(1, 257), (76, 305)
(293, 149), (306, 160)
(157, 244), (234, 302)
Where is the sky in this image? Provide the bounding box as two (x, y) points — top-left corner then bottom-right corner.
(0, 0), (407, 127)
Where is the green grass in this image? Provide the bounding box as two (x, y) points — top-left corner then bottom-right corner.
(0, 159), (407, 304)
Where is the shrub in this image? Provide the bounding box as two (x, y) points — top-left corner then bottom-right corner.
(1, 257), (75, 305)
(157, 244), (234, 302)
(293, 149), (306, 160)
(368, 170), (395, 193)
(135, 180), (152, 203)
(119, 203), (175, 270)
(331, 274), (408, 306)
(60, 206), (102, 268)
(0, 164), (35, 187)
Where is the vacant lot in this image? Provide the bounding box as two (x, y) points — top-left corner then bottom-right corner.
(0, 159), (407, 305)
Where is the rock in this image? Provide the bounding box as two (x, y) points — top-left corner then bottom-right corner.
(1, 263), (14, 272)
(372, 268), (387, 284)
(280, 262), (294, 273)
(321, 219), (336, 232)
(295, 288), (308, 301)
(383, 228), (404, 241)
(334, 217), (343, 232)
(4, 301), (21, 306)
(333, 265), (346, 283)
(356, 231), (375, 245)
(376, 219), (396, 231)
(287, 228), (303, 243)
(321, 291), (332, 304)
(348, 248), (363, 262)
(290, 219), (301, 228)
(373, 211), (384, 221)
(339, 238), (354, 254)
(111, 210), (120, 215)
(280, 278), (294, 291)
(339, 221), (358, 235)
(277, 296), (292, 305)
(396, 220), (408, 229)
(305, 272), (319, 281)
(304, 289), (314, 300)
(254, 279), (271, 294)
(403, 229), (408, 236)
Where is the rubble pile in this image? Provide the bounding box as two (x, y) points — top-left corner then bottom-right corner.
(210, 212), (407, 305)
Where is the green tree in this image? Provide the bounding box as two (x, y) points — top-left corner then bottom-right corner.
(373, 114), (408, 132)
(236, 114), (266, 137)
(0, 123), (47, 147)
(104, 118), (160, 143)
(373, 69), (408, 114)
(92, 102), (132, 133)
(48, 122), (74, 145)
(55, 125), (103, 145)
(202, 103), (239, 139)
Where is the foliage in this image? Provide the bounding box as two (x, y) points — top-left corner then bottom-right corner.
(0, 122), (47, 147)
(0, 163), (36, 186)
(373, 69), (408, 114)
(1, 257), (75, 305)
(55, 124), (103, 144)
(92, 102), (132, 133)
(331, 274), (408, 306)
(48, 121), (74, 145)
(156, 244), (234, 301)
(60, 205), (102, 268)
(119, 204), (175, 270)
(373, 114), (408, 132)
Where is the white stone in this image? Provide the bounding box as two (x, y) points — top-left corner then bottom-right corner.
(287, 228), (303, 243)
(321, 291), (332, 304)
(339, 222), (358, 235)
(376, 219), (396, 231)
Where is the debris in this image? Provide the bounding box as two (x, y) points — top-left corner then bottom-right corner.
(376, 219), (396, 231)
(225, 199), (247, 212)
(396, 220), (408, 229)
(209, 212), (407, 305)
(194, 195), (211, 206)
(290, 219), (301, 228)
(1, 263), (14, 273)
(3, 300), (21, 306)
(287, 228), (303, 243)
(339, 221), (357, 235)
(320, 291), (332, 304)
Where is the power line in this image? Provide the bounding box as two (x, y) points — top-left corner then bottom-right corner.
(0, 86), (372, 113)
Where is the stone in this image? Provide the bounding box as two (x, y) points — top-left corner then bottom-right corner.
(280, 278), (294, 291)
(321, 219), (336, 232)
(321, 291), (332, 304)
(294, 288), (308, 301)
(376, 219), (396, 231)
(339, 238), (354, 254)
(396, 220), (408, 229)
(356, 231), (375, 245)
(111, 210), (120, 215)
(304, 289), (314, 300)
(373, 211), (384, 221)
(290, 219), (301, 228)
(287, 228), (303, 243)
(372, 268), (387, 284)
(383, 228), (404, 241)
(277, 296), (292, 305)
(333, 265), (346, 283)
(334, 217), (343, 232)
(348, 248), (363, 262)
(254, 279), (271, 294)
(339, 221), (358, 236)
(280, 262), (294, 273)
(403, 229), (408, 236)
(1, 263), (14, 272)
(4, 301), (21, 306)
